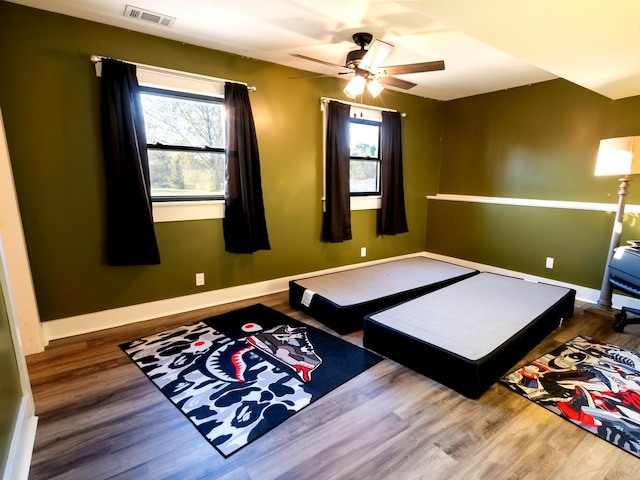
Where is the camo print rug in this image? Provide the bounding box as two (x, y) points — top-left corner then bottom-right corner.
(500, 335), (640, 458)
(120, 304), (382, 457)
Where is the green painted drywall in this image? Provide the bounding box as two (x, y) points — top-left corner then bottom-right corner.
(430, 80), (640, 287)
(0, 275), (21, 473)
(0, 2), (442, 321)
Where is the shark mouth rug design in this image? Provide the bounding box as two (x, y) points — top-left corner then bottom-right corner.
(120, 304), (381, 457)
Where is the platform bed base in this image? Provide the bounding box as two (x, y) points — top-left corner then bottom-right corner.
(363, 273), (576, 399)
(289, 258), (477, 335)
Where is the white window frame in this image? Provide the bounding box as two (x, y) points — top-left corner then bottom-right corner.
(136, 66), (226, 222)
(321, 99), (383, 211)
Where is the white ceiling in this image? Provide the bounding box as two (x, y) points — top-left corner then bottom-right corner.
(7, 0), (640, 101)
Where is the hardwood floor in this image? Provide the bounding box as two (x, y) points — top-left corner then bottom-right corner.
(26, 293), (640, 480)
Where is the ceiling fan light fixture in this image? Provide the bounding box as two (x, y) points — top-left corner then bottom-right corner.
(293, 32), (445, 94)
(343, 75), (366, 99)
(367, 78), (384, 98)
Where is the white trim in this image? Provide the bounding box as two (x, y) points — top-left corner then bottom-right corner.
(351, 196), (382, 211)
(91, 55), (254, 94)
(0, 109), (45, 354)
(2, 398), (37, 480)
(321, 196), (382, 212)
(136, 67), (223, 97)
(422, 251), (640, 310)
(0, 236), (38, 480)
(152, 200), (224, 222)
(427, 193), (640, 214)
(41, 250), (627, 342)
(41, 252), (422, 342)
(320, 97), (405, 117)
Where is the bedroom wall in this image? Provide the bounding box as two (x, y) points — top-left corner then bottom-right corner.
(0, 2), (442, 323)
(428, 79), (640, 289)
(0, 275), (21, 475)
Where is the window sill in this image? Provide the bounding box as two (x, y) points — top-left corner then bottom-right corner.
(152, 200), (224, 222)
(153, 196), (380, 223)
(352, 196), (381, 210)
(322, 196), (381, 212)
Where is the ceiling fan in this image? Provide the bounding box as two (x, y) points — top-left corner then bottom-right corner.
(291, 32), (445, 98)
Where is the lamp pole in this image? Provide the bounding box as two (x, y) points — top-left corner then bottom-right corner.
(596, 175), (631, 309)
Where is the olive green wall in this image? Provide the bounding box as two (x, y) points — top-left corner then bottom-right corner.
(0, 275), (21, 473)
(429, 80), (640, 288)
(0, 2), (442, 322)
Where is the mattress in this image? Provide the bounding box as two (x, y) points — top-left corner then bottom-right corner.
(289, 257), (477, 334)
(363, 272), (576, 399)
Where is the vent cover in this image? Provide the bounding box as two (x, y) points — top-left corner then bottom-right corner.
(123, 5), (176, 27)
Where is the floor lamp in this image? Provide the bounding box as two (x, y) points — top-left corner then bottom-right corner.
(594, 136), (640, 310)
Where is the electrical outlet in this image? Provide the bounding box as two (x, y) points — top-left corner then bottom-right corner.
(545, 257), (554, 269)
(195, 272), (205, 286)
(361, 247), (367, 257)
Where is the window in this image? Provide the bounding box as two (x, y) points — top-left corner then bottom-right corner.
(322, 100), (384, 211)
(140, 86), (225, 201)
(349, 117), (380, 195)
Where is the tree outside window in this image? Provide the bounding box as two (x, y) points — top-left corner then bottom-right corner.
(140, 87), (225, 200)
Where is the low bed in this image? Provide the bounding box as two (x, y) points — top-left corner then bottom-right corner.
(289, 257), (477, 334)
(363, 272), (575, 399)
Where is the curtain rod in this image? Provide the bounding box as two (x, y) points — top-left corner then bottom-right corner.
(320, 97), (406, 117)
(90, 55), (256, 91)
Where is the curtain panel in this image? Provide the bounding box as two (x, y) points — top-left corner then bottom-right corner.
(100, 58), (160, 266)
(378, 110), (409, 235)
(322, 101), (352, 242)
(223, 82), (271, 253)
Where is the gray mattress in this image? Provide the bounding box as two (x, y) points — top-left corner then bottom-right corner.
(289, 257), (477, 334)
(363, 272), (576, 398)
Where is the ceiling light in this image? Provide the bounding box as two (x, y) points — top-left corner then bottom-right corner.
(343, 74), (385, 99)
(367, 78), (384, 98)
(343, 75), (366, 99)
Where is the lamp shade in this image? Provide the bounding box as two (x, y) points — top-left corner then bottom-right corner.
(594, 136), (640, 176)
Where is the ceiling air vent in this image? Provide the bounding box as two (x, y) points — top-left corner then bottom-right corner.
(123, 5), (176, 27)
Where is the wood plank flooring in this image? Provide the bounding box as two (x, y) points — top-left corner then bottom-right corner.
(26, 293), (640, 479)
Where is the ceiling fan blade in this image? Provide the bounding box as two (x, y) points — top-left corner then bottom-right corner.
(378, 76), (417, 90)
(288, 71), (354, 79)
(290, 53), (346, 70)
(359, 39), (394, 73)
(381, 60), (445, 76)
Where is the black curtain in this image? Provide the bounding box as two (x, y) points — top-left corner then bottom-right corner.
(100, 58), (160, 266)
(378, 110), (409, 235)
(322, 101), (352, 242)
(223, 82), (270, 253)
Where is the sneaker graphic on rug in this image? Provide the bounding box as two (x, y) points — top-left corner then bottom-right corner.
(557, 385), (620, 426)
(245, 324), (322, 382)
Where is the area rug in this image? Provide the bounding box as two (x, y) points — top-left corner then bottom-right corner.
(120, 304), (382, 457)
(500, 335), (640, 458)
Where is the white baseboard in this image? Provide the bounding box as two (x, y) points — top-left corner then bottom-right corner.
(41, 251), (639, 343)
(41, 252), (421, 343)
(2, 397), (38, 480)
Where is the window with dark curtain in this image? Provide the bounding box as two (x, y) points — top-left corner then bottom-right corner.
(322, 101), (352, 242)
(100, 58), (161, 266)
(223, 82), (271, 253)
(378, 110), (408, 235)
